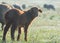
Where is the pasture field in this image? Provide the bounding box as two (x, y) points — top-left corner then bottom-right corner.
(0, 12), (60, 43)
(0, 0), (60, 43)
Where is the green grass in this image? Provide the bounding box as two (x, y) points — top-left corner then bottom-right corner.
(0, 27), (60, 43)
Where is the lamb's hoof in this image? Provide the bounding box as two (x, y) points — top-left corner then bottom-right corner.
(2, 40), (6, 43)
(25, 39), (27, 42)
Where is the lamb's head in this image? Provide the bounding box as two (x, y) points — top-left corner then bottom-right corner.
(30, 7), (42, 17)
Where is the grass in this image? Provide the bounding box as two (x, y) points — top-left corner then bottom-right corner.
(0, 0), (60, 43)
(0, 26), (60, 43)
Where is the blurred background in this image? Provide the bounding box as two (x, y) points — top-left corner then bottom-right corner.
(0, 0), (60, 43)
(0, 0), (60, 9)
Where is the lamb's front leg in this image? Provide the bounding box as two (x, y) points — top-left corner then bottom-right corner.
(24, 25), (29, 41)
(17, 26), (21, 41)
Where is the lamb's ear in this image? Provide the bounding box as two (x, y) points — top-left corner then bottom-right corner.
(38, 9), (42, 13)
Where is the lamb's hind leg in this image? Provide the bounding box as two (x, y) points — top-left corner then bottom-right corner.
(11, 23), (17, 41)
(2, 22), (11, 43)
(1, 23), (4, 30)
